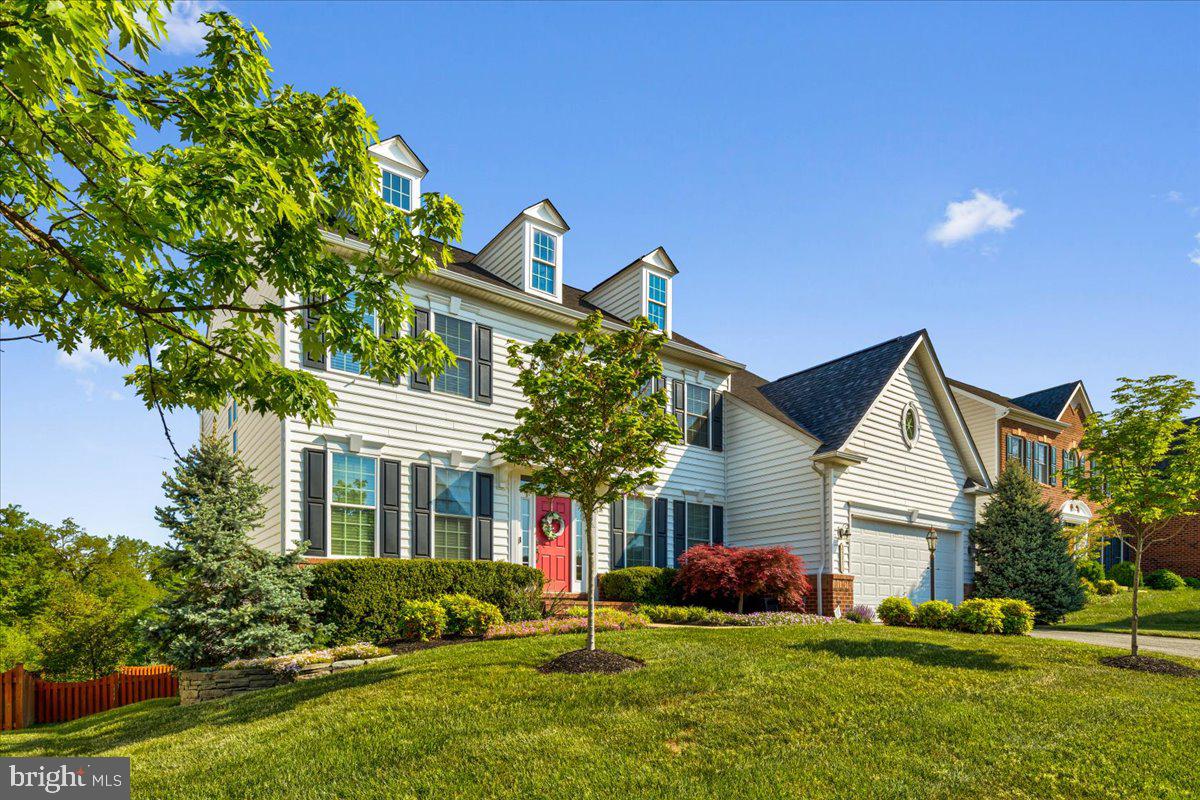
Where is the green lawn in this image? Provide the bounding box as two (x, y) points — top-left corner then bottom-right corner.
(1056, 588), (1200, 640)
(3, 625), (1198, 799)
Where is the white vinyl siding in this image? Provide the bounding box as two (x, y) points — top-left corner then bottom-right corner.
(474, 224), (525, 289)
(584, 269), (643, 321)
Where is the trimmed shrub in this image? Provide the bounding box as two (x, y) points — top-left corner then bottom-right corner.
(1185, 577), (1200, 590)
(309, 559), (544, 643)
(1096, 579), (1119, 596)
(1079, 577), (1097, 596)
(599, 567), (681, 604)
(844, 604), (875, 624)
(485, 609), (648, 640)
(997, 599), (1035, 635)
(953, 598), (1004, 634)
(394, 600), (446, 642)
(675, 545), (810, 612)
(1107, 561), (1138, 588)
(878, 596), (916, 626)
(913, 600), (955, 630)
(637, 604), (725, 625)
(1076, 560), (1105, 584)
(439, 594), (504, 637)
(1144, 569), (1186, 591)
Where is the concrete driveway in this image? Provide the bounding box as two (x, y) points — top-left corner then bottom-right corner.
(1032, 628), (1200, 659)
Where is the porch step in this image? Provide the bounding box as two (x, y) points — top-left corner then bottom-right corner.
(541, 593), (636, 614)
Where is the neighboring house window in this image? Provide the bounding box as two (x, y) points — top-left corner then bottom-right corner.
(331, 453), (377, 557)
(685, 503), (712, 552)
(1033, 442), (1049, 484)
(434, 468), (474, 560)
(433, 314), (473, 397)
(685, 384), (711, 447)
(623, 497), (654, 567)
(1006, 434), (1022, 468)
(519, 484), (533, 567)
(381, 170), (411, 211)
(531, 230), (556, 294)
(1063, 449), (1077, 487)
(330, 293), (375, 374)
(647, 274), (667, 330)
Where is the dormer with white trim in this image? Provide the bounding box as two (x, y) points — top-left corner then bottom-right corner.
(583, 247), (678, 336)
(475, 200), (569, 303)
(368, 134), (427, 216)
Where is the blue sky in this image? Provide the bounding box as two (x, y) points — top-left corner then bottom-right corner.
(2, 1), (1197, 545)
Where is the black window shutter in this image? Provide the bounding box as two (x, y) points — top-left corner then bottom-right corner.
(410, 309), (431, 392)
(672, 380), (686, 435)
(475, 472), (494, 560)
(411, 463), (431, 557)
(654, 497), (668, 567)
(711, 391), (724, 452)
(302, 296), (326, 370)
(713, 505), (725, 545)
(1049, 446), (1058, 486)
(610, 498), (625, 570)
(475, 325), (493, 404)
(302, 449), (327, 556)
(673, 500), (686, 566)
(380, 459), (402, 557)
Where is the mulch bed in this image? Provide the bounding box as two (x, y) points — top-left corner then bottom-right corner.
(1101, 655), (1199, 678)
(539, 648), (645, 675)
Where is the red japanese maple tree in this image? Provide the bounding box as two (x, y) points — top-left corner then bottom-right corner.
(676, 545), (810, 613)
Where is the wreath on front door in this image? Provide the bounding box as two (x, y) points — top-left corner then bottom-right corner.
(541, 511), (565, 541)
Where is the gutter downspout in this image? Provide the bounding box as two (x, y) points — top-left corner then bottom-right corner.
(812, 463), (828, 614)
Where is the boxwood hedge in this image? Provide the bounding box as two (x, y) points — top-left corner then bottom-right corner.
(599, 567), (683, 604)
(309, 559), (544, 643)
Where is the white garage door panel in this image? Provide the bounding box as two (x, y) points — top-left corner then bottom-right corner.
(850, 519), (958, 609)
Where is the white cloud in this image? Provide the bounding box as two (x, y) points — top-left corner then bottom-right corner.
(928, 190), (1024, 246)
(1165, 190), (1185, 204)
(57, 341), (113, 372)
(158, 1), (221, 54)
(1189, 233), (1200, 267)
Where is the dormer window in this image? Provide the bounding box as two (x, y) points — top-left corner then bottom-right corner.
(381, 170), (411, 211)
(531, 230), (557, 294)
(647, 273), (668, 330)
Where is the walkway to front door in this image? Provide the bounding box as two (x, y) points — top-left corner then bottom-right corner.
(535, 496), (572, 593)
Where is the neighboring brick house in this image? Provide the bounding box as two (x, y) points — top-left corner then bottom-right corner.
(1139, 417), (1200, 579)
(948, 379), (1126, 570)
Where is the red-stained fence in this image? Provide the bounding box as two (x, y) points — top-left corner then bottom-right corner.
(0, 664), (177, 730)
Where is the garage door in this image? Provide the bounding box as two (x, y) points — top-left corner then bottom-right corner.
(849, 519), (958, 609)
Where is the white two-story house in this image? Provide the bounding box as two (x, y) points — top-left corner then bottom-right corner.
(205, 134), (993, 614)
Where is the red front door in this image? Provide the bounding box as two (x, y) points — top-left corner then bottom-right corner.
(535, 496), (572, 593)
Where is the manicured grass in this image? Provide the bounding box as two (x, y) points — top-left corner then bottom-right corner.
(1056, 588), (1200, 640)
(3, 625), (1198, 799)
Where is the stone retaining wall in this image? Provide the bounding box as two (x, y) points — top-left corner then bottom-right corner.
(179, 655), (395, 705)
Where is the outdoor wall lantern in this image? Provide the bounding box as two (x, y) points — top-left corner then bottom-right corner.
(925, 527), (939, 601)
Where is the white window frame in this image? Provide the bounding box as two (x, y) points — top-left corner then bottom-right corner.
(527, 224), (561, 299)
(685, 383), (712, 447)
(380, 169), (413, 212)
(642, 268), (672, 334)
(328, 451), (379, 559)
(433, 466), (475, 561)
(683, 502), (713, 556)
(329, 292), (378, 376)
(900, 401), (921, 449)
(431, 312), (474, 399)
(622, 496), (655, 568)
(1033, 442), (1050, 485)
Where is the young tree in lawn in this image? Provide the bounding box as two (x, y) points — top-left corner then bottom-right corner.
(972, 463), (1085, 624)
(486, 312), (679, 652)
(1069, 376), (1200, 657)
(148, 436), (326, 668)
(0, 2), (462, 442)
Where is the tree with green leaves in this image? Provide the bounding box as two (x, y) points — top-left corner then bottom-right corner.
(148, 436), (325, 668)
(34, 587), (135, 680)
(486, 312), (680, 653)
(972, 463), (1085, 624)
(1070, 376), (1200, 656)
(0, 1), (462, 448)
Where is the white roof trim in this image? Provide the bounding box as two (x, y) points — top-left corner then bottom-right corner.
(521, 199), (569, 232)
(1059, 382), (1094, 420)
(369, 135), (428, 178)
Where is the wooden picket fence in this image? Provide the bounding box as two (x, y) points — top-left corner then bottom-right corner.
(0, 664), (177, 731)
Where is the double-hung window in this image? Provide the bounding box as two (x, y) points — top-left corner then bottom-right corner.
(531, 231), (556, 294)
(331, 292), (375, 374)
(623, 498), (654, 567)
(433, 314), (473, 397)
(686, 384), (711, 447)
(1033, 442), (1049, 484)
(647, 274), (667, 330)
(434, 468), (474, 560)
(685, 503), (712, 552)
(1006, 434), (1022, 468)
(331, 453), (377, 557)
(1063, 449), (1077, 487)
(381, 170), (412, 212)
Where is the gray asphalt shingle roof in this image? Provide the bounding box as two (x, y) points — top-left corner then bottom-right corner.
(1010, 381), (1081, 420)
